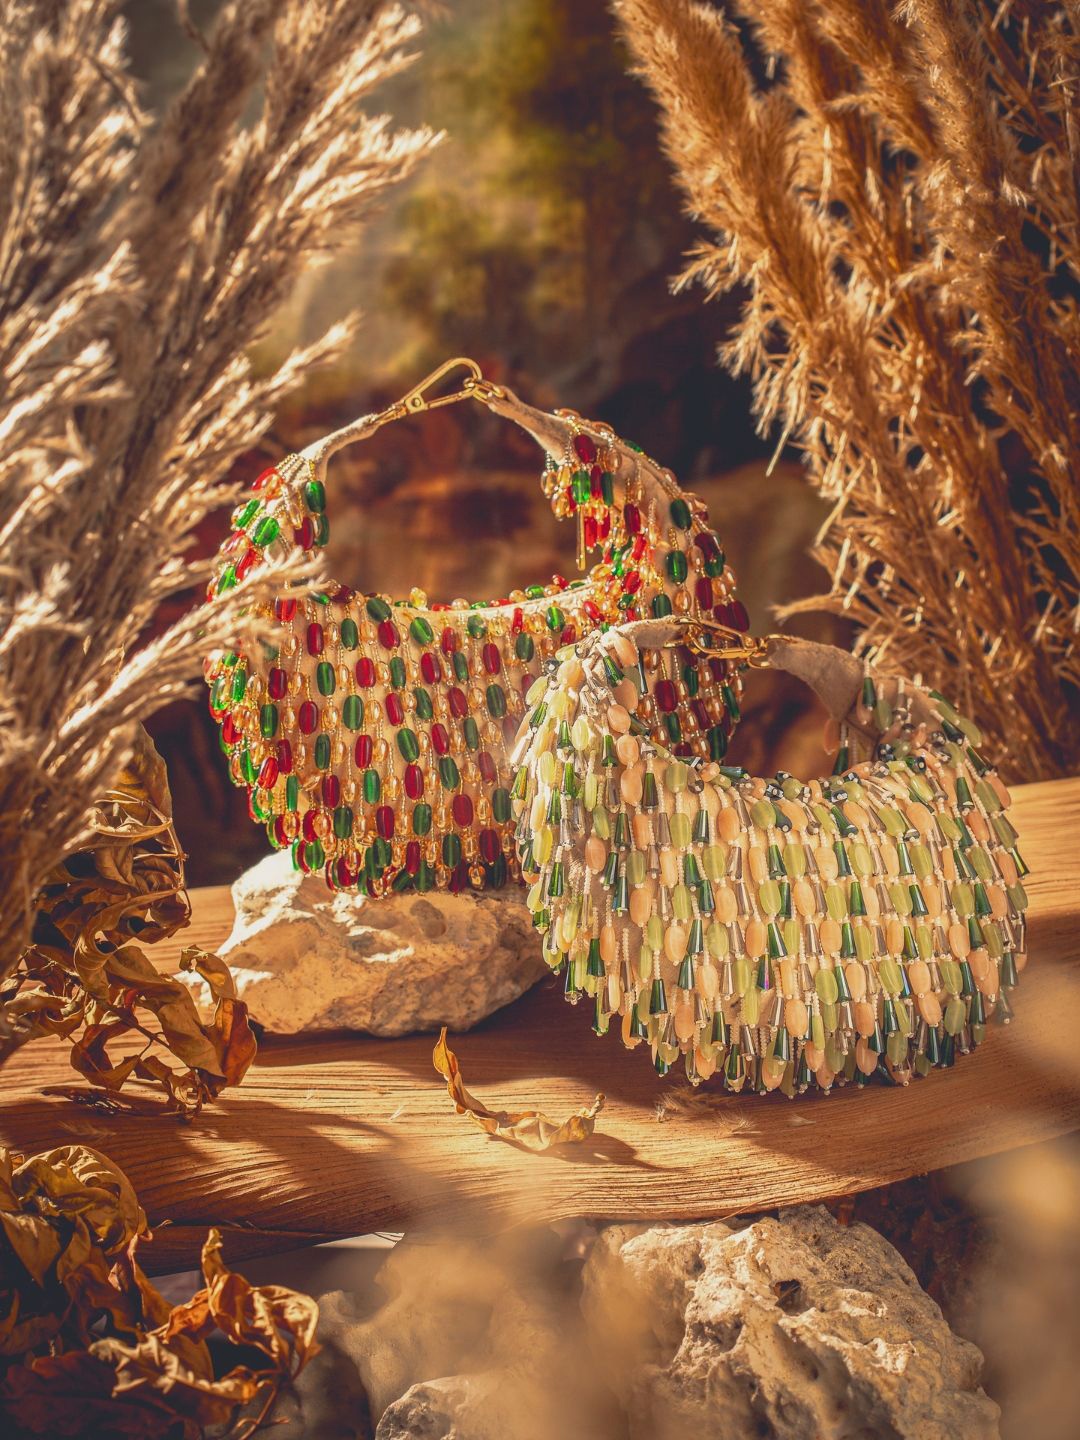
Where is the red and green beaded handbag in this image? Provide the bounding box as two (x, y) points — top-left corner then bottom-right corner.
(204, 359), (751, 896)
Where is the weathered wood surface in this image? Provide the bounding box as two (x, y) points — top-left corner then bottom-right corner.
(3, 777), (1079, 1275)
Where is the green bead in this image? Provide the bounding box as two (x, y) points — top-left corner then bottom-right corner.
(413, 687), (434, 721)
(486, 683), (507, 719)
(340, 617), (359, 649)
(669, 812), (691, 849)
(750, 798), (775, 830)
(313, 734), (331, 770)
(342, 694), (364, 730)
(333, 805), (354, 840)
(397, 727), (420, 762)
(651, 593), (673, 618)
(217, 564), (237, 594)
(758, 879), (782, 916)
(231, 667), (248, 704)
(815, 967), (839, 1005)
(546, 605), (565, 633)
(462, 716), (480, 750)
(665, 761), (689, 794)
(443, 833), (462, 867)
(666, 549), (688, 583)
(409, 616), (434, 645)
(467, 614), (487, 639)
(285, 774), (299, 812)
(669, 497), (692, 529)
(389, 656), (406, 689)
(259, 703), (278, 738)
(304, 479), (326, 513)
(366, 596), (391, 622)
(253, 516), (280, 547)
(316, 660), (336, 696)
(412, 802), (432, 836)
(363, 768), (382, 804)
(438, 756), (461, 789)
(305, 840), (325, 871)
(492, 787), (512, 823)
(515, 632), (535, 662)
(452, 650), (469, 683)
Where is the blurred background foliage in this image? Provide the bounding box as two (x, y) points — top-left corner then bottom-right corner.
(129, 0), (842, 884)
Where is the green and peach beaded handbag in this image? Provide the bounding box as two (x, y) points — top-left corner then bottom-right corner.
(511, 617), (1030, 1093)
(204, 360), (748, 896)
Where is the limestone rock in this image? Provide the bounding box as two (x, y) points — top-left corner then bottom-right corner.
(181, 850), (545, 1035)
(581, 1206), (1000, 1440)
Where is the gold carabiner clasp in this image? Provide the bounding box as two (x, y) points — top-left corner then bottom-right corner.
(686, 619), (773, 667)
(399, 356), (485, 414)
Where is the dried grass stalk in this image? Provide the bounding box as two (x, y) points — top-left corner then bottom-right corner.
(615, 0), (1080, 781)
(0, 0), (438, 1042)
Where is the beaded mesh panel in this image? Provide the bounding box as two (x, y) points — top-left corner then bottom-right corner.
(512, 623), (1030, 1092)
(205, 410), (746, 894)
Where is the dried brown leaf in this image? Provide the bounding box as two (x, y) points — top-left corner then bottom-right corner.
(433, 1028), (605, 1150)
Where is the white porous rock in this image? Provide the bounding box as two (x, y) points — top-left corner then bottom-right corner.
(581, 1206), (1000, 1440)
(183, 849), (545, 1035)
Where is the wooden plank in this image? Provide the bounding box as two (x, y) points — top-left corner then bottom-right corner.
(3, 777), (1079, 1275)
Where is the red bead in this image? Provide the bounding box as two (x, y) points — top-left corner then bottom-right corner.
(253, 466), (278, 491)
(583, 599), (602, 623)
(235, 546), (258, 580)
(274, 816), (290, 846)
(298, 701), (319, 734)
(221, 713), (241, 744)
(296, 517), (315, 550)
(302, 810), (319, 842)
(405, 841), (421, 875)
(385, 692), (404, 726)
(420, 652), (441, 684)
(321, 775), (340, 808)
(375, 805), (395, 839)
(257, 757), (279, 790)
(355, 657), (376, 687)
(654, 679), (677, 713)
(404, 763), (424, 799)
(333, 585), (354, 604)
(692, 700), (711, 730)
(590, 464), (603, 498)
(630, 535), (647, 560)
(430, 723), (450, 756)
(695, 576), (714, 609)
(477, 751), (496, 784)
(560, 624), (577, 645)
(624, 569), (641, 594)
(574, 432), (597, 463)
(378, 620), (399, 649)
(447, 687), (468, 718)
(479, 828), (501, 864)
(296, 844), (311, 873)
(584, 516), (598, 550)
(440, 627), (460, 654)
(274, 597), (297, 623)
(694, 531), (720, 559)
(709, 657), (729, 683)
(730, 598), (750, 632)
(335, 856), (355, 888)
(307, 622), (324, 656)
(354, 734), (373, 767)
(268, 666), (288, 700)
(624, 503), (641, 535)
(511, 608), (524, 634)
(552, 573), (568, 589)
(482, 642), (501, 675)
(599, 513), (611, 540)
(275, 738), (293, 773)
(452, 793), (474, 828)
(447, 863), (467, 893)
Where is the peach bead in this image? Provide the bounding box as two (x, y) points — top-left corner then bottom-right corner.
(844, 961), (867, 1001)
(697, 960), (719, 1000)
(600, 924), (617, 965)
(853, 1001), (876, 1037)
(585, 835), (606, 873)
(882, 846), (900, 878)
(863, 885), (880, 921)
(632, 812), (653, 849)
(674, 1000), (696, 1043)
(613, 679), (638, 711)
(816, 846), (839, 881)
(718, 807), (741, 843)
(620, 765), (643, 806)
(793, 879), (816, 917)
(779, 956), (798, 995)
(905, 802), (932, 837)
(997, 851), (1018, 886)
(785, 998), (808, 1036)
(917, 991), (943, 1026)
(621, 1009), (643, 1049)
(988, 885), (1008, 920)
(611, 632), (639, 669)
(886, 917), (904, 953)
(948, 922), (970, 959)
(907, 959), (931, 996)
(778, 800), (806, 832)
(665, 923), (688, 963)
(990, 774), (1011, 808)
(967, 811), (989, 843)
(762, 1056), (787, 1091)
(748, 847), (769, 883)
(714, 887), (737, 924)
(815, 1063), (836, 1091)
(820, 918), (842, 955)
(616, 733), (640, 766)
(921, 881), (943, 919)
(629, 886), (653, 927)
(660, 848), (679, 888)
(696, 1047), (717, 1080)
(607, 704), (631, 734)
(607, 972), (622, 1011)
(854, 1039), (878, 1075)
(804, 1042), (824, 1071)
(844, 800), (869, 829)
(743, 918), (767, 957)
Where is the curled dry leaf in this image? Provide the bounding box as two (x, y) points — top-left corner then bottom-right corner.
(433, 1028), (605, 1150)
(3, 727), (255, 1115)
(1, 1146), (318, 1439)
